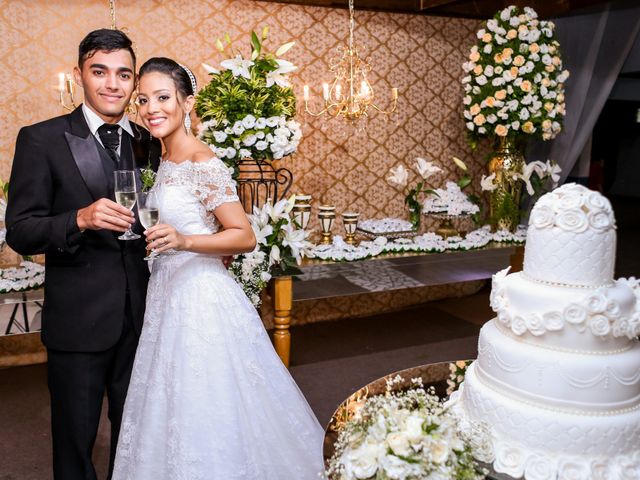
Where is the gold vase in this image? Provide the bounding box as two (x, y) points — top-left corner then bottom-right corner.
(488, 138), (525, 232)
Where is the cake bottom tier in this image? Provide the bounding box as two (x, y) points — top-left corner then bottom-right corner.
(452, 363), (640, 479)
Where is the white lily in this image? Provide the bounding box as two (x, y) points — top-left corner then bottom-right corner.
(265, 59), (297, 88)
(220, 55), (254, 79)
(519, 160), (546, 195)
(253, 223), (273, 246)
(387, 165), (409, 188)
(282, 225), (309, 264)
(201, 62), (220, 75)
(252, 204), (270, 229)
(415, 157), (442, 179)
(480, 173), (498, 191)
(267, 198), (290, 222)
(545, 160), (562, 184)
(269, 244), (281, 266)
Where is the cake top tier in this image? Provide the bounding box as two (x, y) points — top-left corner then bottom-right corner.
(524, 184), (617, 287)
(529, 183), (616, 234)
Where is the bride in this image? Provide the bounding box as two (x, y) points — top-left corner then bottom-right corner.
(112, 57), (325, 479)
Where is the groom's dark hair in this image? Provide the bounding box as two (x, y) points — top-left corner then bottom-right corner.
(78, 29), (135, 68)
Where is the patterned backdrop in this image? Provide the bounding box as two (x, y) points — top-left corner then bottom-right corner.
(0, 0), (489, 325)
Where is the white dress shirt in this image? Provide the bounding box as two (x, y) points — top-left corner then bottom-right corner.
(82, 103), (134, 156)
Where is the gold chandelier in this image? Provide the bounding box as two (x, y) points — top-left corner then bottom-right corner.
(303, 0), (398, 122)
(58, 0), (119, 111)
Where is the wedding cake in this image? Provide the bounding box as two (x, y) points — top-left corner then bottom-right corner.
(451, 184), (640, 479)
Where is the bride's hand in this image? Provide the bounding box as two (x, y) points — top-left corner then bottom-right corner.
(144, 224), (189, 253)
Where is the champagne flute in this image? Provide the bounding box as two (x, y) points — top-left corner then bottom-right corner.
(114, 170), (140, 240)
(136, 190), (160, 260)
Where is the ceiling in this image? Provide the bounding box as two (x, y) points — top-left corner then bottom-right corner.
(256, 0), (616, 19)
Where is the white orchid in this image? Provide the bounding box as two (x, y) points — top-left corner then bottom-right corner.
(268, 244), (281, 266)
(546, 160), (562, 183)
(387, 165), (409, 188)
(519, 160), (547, 195)
(480, 173), (498, 191)
(253, 223), (273, 246)
(415, 157), (442, 179)
(220, 55), (254, 79)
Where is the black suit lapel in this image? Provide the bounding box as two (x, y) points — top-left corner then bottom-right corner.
(65, 107), (108, 200)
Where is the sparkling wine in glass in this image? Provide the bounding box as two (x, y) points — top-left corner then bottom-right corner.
(114, 170), (140, 240)
(136, 190), (160, 260)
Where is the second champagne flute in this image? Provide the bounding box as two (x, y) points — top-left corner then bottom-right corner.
(136, 190), (160, 260)
(114, 170), (140, 240)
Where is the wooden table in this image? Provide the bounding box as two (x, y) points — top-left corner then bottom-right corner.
(271, 244), (524, 366)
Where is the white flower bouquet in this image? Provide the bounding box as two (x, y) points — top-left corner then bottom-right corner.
(422, 181), (480, 217)
(229, 195), (313, 307)
(326, 375), (490, 480)
(195, 28), (302, 178)
(463, 6), (569, 147)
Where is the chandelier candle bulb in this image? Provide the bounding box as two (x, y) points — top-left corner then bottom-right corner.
(303, 85), (309, 101)
(65, 74), (74, 95)
(392, 87), (398, 100)
(322, 82), (329, 101)
(57, 73), (65, 93)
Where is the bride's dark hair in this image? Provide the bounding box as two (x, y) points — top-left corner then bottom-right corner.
(138, 57), (195, 98)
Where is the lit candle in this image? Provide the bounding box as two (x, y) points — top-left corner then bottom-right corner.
(360, 80), (369, 97)
(392, 87), (398, 100)
(335, 84), (342, 99)
(303, 84), (309, 101)
(66, 74), (74, 95)
(322, 82), (329, 101)
(58, 73), (65, 93)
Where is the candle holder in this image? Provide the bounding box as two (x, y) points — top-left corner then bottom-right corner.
(58, 72), (77, 111)
(342, 212), (359, 245)
(318, 205), (336, 245)
(292, 194), (312, 230)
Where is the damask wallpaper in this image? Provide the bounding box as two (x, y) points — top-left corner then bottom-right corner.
(0, 0), (487, 324)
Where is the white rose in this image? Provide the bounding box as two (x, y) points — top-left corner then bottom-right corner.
(531, 205), (555, 229)
(497, 311), (511, 326)
(242, 114), (256, 129)
(615, 455), (640, 480)
(543, 311), (564, 331)
(557, 191), (584, 210)
(525, 313), (546, 336)
(343, 442), (381, 479)
(611, 319), (630, 338)
(225, 147), (237, 159)
(564, 303), (587, 325)
(511, 316), (527, 335)
(386, 432), (411, 457)
(589, 314), (611, 336)
(558, 460), (590, 480)
(255, 141), (268, 151)
(379, 454), (418, 479)
(232, 121), (245, 135)
(556, 209), (589, 233)
(239, 148), (251, 158)
(585, 191), (608, 210)
(404, 414), (424, 443)
(525, 454), (557, 480)
(266, 116), (279, 127)
(243, 134), (257, 147)
(430, 440), (449, 464)
(591, 459), (614, 480)
(213, 131), (227, 143)
(494, 443), (526, 478)
(587, 293), (607, 314)
(588, 210), (613, 231)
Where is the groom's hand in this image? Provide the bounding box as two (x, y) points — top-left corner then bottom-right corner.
(77, 198), (135, 232)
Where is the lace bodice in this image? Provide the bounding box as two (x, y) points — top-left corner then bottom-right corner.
(153, 158), (239, 234)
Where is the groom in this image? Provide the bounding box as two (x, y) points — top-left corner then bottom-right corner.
(6, 29), (160, 479)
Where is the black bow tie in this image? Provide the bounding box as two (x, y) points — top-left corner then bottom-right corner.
(97, 124), (120, 164)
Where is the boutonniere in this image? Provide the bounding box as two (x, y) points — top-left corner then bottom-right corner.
(140, 162), (156, 192)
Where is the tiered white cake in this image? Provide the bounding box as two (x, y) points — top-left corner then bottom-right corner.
(451, 184), (640, 479)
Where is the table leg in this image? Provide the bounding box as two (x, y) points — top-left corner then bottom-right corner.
(272, 276), (292, 368)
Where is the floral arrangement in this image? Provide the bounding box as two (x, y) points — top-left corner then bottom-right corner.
(229, 195), (312, 307)
(326, 375), (490, 480)
(0, 261), (45, 293)
(195, 28), (302, 178)
(310, 225), (526, 262)
(446, 360), (472, 396)
(422, 181), (480, 217)
(462, 5), (569, 147)
(388, 157), (473, 228)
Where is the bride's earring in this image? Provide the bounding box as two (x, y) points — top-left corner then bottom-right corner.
(184, 112), (192, 134)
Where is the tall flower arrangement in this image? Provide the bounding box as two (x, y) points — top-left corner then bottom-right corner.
(229, 195), (313, 307)
(195, 28), (302, 178)
(462, 6), (569, 148)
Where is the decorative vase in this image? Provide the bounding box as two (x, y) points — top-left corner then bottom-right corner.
(487, 138), (525, 232)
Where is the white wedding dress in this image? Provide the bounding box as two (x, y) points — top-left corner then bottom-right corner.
(112, 158), (325, 480)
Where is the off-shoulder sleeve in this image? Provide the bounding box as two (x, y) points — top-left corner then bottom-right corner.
(193, 159), (239, 211)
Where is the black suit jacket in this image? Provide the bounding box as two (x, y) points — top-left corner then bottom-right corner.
(6, 106), (161, 352)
